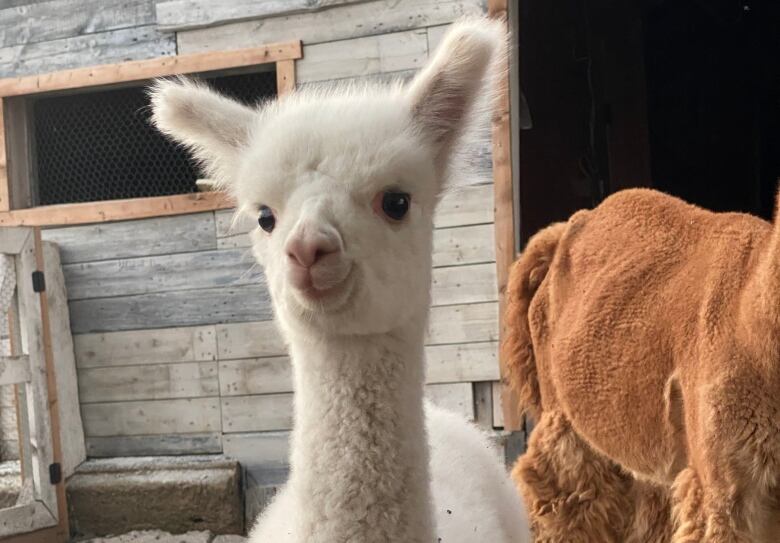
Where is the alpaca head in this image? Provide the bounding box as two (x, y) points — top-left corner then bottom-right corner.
(151, 19), (504, 337)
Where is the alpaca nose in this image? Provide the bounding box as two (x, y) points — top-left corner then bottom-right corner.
(286, 230), (341, 268)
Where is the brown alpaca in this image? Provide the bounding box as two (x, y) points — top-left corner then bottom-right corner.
(504, 187), (780, 542)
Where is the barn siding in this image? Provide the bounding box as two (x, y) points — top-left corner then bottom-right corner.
(6, 0), (502, 466)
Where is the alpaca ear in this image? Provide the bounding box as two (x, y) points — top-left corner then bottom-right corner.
(149, 78), (256, 189)
(406, 18), (505, 165)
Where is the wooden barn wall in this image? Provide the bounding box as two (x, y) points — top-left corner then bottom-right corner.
(2, 0), (500, 462)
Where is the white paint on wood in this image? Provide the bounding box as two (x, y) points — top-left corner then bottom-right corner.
(425, 382), (474, 421)
(42, 213), (217, 265)
(425, 341), (499, 384)
(157, 0), (360, 31)
(221, 393), (293, 433)
(0, 228), (30, 255)
(0, 0), (155, 49)
(74, 325), (217, 369)
(78, 361), (219, 404)
(0, 25), (175, 78)
(176, 0), (485, 54)
(427, 302), (498, 345)
(219, 357), (291, 396)
(427, 23), (451, 53)
(62, 248), (261, 300)
(85, 432), (222, 457)
(297, 29), (427, 84)
(42, 241), (86, 477)
(81, 397), (221, 437)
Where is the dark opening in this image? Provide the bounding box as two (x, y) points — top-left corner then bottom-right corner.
(516, 0), (780, 245)
(32, 70), (277, 206)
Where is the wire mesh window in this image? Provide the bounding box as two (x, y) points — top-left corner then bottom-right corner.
(32, 70), (277, 206)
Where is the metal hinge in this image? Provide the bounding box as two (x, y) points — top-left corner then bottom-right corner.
(32, 270), (45, 293)
(49, 462), (61, 485)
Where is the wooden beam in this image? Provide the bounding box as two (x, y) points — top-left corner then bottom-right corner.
(32, 228), (69, 542)
(0, 356), (30, 386)
(0, 40), (303, 98)
(0, 98), (8, 212)
(488, 0), (522, 431)
(0, 191), (233, 226)
(276, 59), (297, 96)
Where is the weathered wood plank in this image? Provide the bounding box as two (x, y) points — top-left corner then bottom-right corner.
(218, 341), (500, 395)
(177, 0), (485, 54)
(436, 184), (494, 228)
(216, 213), (495, 268)
(425, 341), (499, 384)
(492, 380), (505, 429)
(427, 302), (498, 345)
(219, 357), (291, 396)
(221, 393), (293, 433)
(433, 224), (495, 267)
(297, 29), (427, 84)
(0, 355), (28, 384)
(216, 303), (497, 361)
(216, 185), (494, 247)
(157, 0), (360, 31)
(17, 228), (58, 515)
(73, 325), (217, 369)
(0, 502), (57, 539)
(431, 262), (497, 306)
(85, 432), (222, 457)
(426, 382), (474, 421)
(43, 241), (87, 477)
(42, 212), (217, 265)
(0, 25), (175, 79)
(78, 361), (219, 403)
(62, 248), (261, 300)
(0, 0), (155, 49)
(223, 431), (289, 479)
(81, 397), (221, 437)
(216, 320), (287, 360)
(68, 284), (274, 334)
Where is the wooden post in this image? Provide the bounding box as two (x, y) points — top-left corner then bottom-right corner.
(488, 0), (522, 431)
(0, 98), (9, 212)
(32, 227), (69, 542)
(276, 59), (297, 96)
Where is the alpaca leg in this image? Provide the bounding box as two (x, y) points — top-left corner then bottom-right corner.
(671, 468), (707, 543)
(511, 411), (632, 543)
(625, 480), (673, 543)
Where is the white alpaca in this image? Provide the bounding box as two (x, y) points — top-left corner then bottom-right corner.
(151, 18), (530, 543)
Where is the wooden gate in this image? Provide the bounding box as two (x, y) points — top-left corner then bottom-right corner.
(0, 227), (67, 542)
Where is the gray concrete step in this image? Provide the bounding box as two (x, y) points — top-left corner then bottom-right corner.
(68, 456), (243, 540)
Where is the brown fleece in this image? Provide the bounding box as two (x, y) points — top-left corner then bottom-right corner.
(506, 187), (780, 542)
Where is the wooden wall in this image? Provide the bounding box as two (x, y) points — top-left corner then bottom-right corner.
(4, 0), (501, 466)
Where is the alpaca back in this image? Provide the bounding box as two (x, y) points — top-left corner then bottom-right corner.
(523, 188), (775, 483)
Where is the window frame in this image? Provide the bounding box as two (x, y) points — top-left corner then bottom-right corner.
(0, 40), (301, 227)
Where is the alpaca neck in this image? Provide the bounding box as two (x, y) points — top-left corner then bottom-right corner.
(285, 316), (434, 543)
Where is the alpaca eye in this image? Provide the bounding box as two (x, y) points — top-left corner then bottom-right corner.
(258, 206), (276, 233)
(381, 191), (411, 221)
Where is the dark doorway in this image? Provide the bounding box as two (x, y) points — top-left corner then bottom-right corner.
(515, 0), (780, 246)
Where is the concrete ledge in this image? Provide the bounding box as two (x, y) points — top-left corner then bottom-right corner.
(68, 456), (243, 539)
